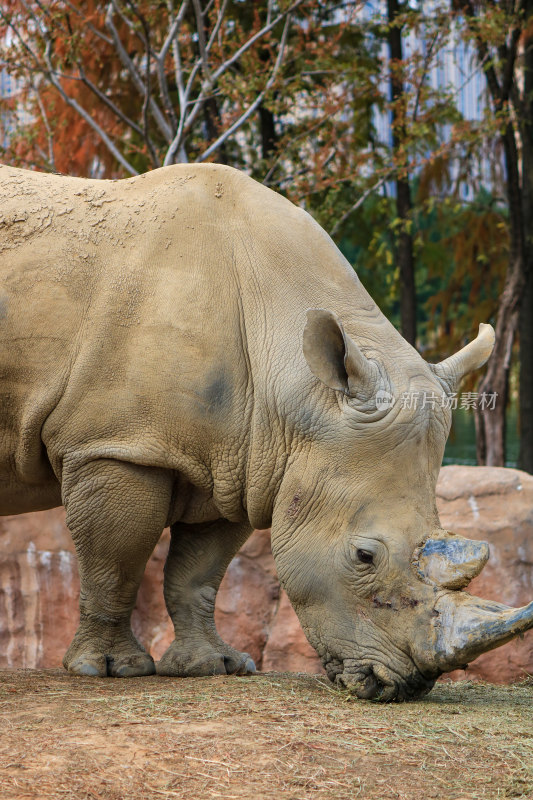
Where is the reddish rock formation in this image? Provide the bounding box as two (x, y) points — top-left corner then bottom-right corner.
(0, 466), (531, 682)
(262, 590), (323, 673)
(0, 508), (78, 670)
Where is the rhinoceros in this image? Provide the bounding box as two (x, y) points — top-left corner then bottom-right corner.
(1, 162), (532, 700)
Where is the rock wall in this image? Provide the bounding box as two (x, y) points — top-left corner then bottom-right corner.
(0, 466), (531, 682)
(0, 509), (78, 670)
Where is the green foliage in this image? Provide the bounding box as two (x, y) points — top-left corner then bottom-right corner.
(335, 183), (506, 369)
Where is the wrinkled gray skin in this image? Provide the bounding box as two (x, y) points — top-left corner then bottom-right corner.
(1, 163), (532, 700)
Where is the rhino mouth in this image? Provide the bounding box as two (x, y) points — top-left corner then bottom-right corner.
(326, 659), (436, 702)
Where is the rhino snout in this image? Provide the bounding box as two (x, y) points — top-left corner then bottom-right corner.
(333, 661), (436, 702)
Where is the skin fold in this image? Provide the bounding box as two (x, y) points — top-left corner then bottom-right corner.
(1, 162), (531, 698)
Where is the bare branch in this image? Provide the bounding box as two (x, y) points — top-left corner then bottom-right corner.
(0, 9), (44, 69)
(124, 1), (160, 167)
(330, 176), (388, 237)
(210, 0), (304, 86)
(204, 0), (229, 57)
(196, 12), (292, 163)
(76, 65), (145, 140)
(165, 0), (189, 120)
(110, 0), (139, 37)
(104, 3), (149, 94)
(412, 30), (440, 123)
(456, 0), (503, 106)
(164, 45), (205, 165)
(500, 26), (521, 101)
(157, 1), (194, 136)
(32, 80), (55, 171)
(163, 56), (203, 165)
(61, 1), (114, 45)
(105, 2), (172, 142)
(267, 0), (275, 27)
(155, 63), (178, 134)
(160, 0), (189, 64)
(165, 0), (303, 165)
(193, 0), (211, 78)
(42, 38), (139, 176)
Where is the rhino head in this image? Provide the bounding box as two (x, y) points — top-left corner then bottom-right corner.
(269, 309), (533, 701)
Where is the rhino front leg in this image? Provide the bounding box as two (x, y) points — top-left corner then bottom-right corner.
(156, 518), (256, 677)
(62, 459), (172, 677)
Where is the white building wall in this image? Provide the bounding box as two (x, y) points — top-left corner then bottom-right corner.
(358, 1), (494, 198)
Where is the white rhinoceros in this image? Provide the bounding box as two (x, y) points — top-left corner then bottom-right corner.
(1, 162), (531, 700)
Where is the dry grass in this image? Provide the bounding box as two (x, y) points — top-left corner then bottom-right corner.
(0, 669), (531, 800)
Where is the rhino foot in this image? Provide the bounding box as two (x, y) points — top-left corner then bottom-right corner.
(66, 652), (156, 678)
(64, 618), (156, 678)
(68, 655), (107, 677)
(156, 640), (256, 677)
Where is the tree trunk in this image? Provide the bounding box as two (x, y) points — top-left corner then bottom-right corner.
(519, 270), (533, 471)
(518, 7), (533, 473)
(387, 0), (417, 346)
(475, 311), (516, 466)
(475, 123), (525, 465)
(259, 104), (277, 161)
(203, 97), (228, 165)
(197, 8), (227, 165)
(396, 179), (417, 346)
(458, 0), (527, 466)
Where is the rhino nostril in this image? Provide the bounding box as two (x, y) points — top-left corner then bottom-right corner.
(355, 672), (380, 699)
(335, 669), (379, 699)
(325, 661), (343, 682)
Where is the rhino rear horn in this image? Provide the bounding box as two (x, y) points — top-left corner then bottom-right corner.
(429, 323), (495, 392)
(303, 309), (385, 407)
(416, 533), (489, 590)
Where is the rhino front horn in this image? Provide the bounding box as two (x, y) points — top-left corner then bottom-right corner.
(429, 323), (495, 392)
(416, 533), (489, 589)
(430, 592), (533, 672)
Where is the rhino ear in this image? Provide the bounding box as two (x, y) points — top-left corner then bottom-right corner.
(302, 309), (380, 402)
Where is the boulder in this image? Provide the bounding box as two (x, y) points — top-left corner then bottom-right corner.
(0, 466), (531, 683)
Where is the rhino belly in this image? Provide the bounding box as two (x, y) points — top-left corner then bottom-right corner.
(0, 474), (62, 516)
(0, 377), (65, 516)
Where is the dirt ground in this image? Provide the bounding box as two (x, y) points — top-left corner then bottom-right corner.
(0, 670), (531, 800)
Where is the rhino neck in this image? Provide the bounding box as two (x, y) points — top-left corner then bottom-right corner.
(237, 286), (379, 529)
(228, 184), (427, 528)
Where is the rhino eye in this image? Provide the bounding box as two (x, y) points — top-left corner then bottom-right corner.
(356, 548), (374, 565)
